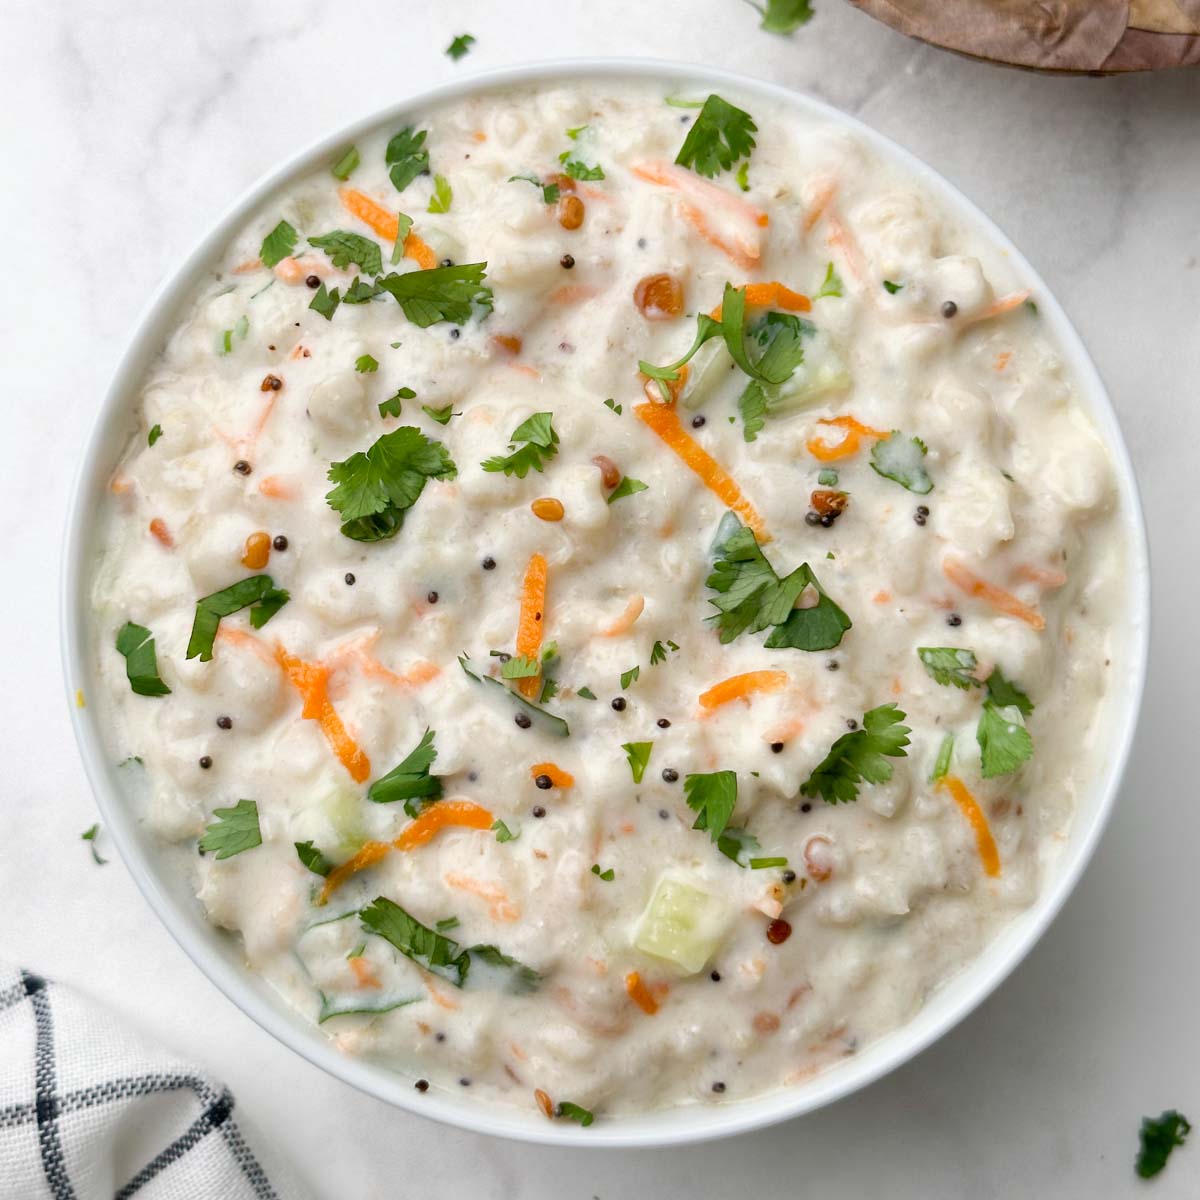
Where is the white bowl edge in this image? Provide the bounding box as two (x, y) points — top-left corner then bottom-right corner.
(59, 57), (1152, 1148)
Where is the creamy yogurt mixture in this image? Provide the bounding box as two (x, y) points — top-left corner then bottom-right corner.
(89, 79), (1125, 1121)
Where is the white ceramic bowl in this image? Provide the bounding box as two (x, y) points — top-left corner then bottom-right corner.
(60, 58), (1150, 1147)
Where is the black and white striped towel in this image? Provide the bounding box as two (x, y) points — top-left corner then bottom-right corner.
(0, 964), (307, 1199)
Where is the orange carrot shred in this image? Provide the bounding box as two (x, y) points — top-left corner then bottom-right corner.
(258, 475), (298, 500)
(634, 401), (769, 541)
(275, 647), (371, 782)
(339, 187), (436, 269)
(943, 557), (1046, 631)
(349, 956), (381, 989)
(962, 289), (1033, 328)
(530, 762), (574, 788)
(708, 282), (812, 320)
(625, 971), (660, 1016)
(698, 670), (789, 712)
(148, 518), (173, 548)
(394, 801), (494, 851)
(805, 415), (890, 463)
(515, 553), (548, 699)
(598, 594), (645, 637)
(939, 776), (1001, 877)
(318, 840), (391, 905)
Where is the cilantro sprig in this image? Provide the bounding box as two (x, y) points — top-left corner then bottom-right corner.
(186, 576), (289, 661)
(684, 770), (738, 843)
(675, 94), (757, 178)
(326, 427), (456, 542)
(259, 220), (297, 268)
(800, 704), (911, 804)
(199, 800), (262, 860)
(309, 231), (383, 276)
(367, 729), (443, 816)
(977, 702), (1033, 778)
(622, 741), (654, 783)
(295, 840), (333, 876)
(481, 412), (559, 478)
(376, 262), (492, 327)
(918, 647), (980, 690)
(707, 515), (851, 650)
(115, 622), (171, 697)
(386, 127), (429, 193)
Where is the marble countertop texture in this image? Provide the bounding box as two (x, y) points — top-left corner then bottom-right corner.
(3, 0), (1198, 1196)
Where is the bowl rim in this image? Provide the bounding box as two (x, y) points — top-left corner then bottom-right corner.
(60, 56), (1151, 1149)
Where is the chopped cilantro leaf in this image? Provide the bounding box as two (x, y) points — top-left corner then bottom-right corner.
(735, 160), (750, 191)
(665, 94), (706, 108)
(685, 770), (738, 843)
(918, 646), (981, 690)
(427, 173), (453, 213)
(607, 476), (648, 504)
(330, 145), (359, 181)
(481, 412), (558, 478)
(147, 424), (162, 447)
(309, 230), (383, 276)
(558, 151), (605, 181)
(436, 916), (460, 932)
(977, 701), (1033, 778)
(622, 741), (653, 783)
(620, 665), (640, 689)
(750, 0), (815, 34)
(343, 276), (382, 304)
(707, 515), (851, 650)
(577, 686), (597, 700)
(468, 943), (541, 993)
(376, 262), (493, 327)
(259, 220), (297, 268)
(385, 126), (429, 193)
(445, 33), (475, 60)
(814, 261), (843, 300)
(422, 403), (457, 425)
(326, 426), (457, 542)
(718, 825), (761, 867)
(367, 729), (443, 816)
(361, 896), (469, 986)
(81, 824), (107, 866)
(218, 314), (249, 355)
(985, 665), (1034, 716)
(649, 640), (678, 666)
(185, 576), (289, 661)
(674, 94), (757, 178)
(1136, 1111), (1191, 1178)
(379, 386), (416, 418)
(309, 282), (341, 321)
(800, 704), (910, 804)
(492, 819), (518, 843)
(391, 213), (413, 264)
(870, 432), (933, 494)
(817, 468), (839, 486)
(355, 354), (379, 373)
(199, 800), (262, 860)
(115, 622), (171, 697)
(508, 174), (560, 205)
(749, 855), (788, 869)
(882, 280), (903, 294)
(295, 840), (333, 876)
(590, 863), (615, 881)
(555, 1102), (595, 1127)
(738, 380), (768, 443)
(603, 398), (622, 415)
(501, 654), (541, 680)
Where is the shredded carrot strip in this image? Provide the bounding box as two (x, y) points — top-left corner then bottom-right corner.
(1015, 564), (1068, 588)
(338, 187), (436, 268)
(708, 282), (812, 319)
(534, 1088), (554, 1119)
(394, 801), (494, 851)
(258, 474), (297, 500)
(530, 762), (574, 789)
(803, 178), (838, 232)
(214, 625), (275, 664)
(939, 776), (1001, 877)
(515, 553), (548, 699)
(275, 647), (371, 782)
(634, 401), (769, 541)
(444, 873), (519, 922)
(598, 594), (645, 637)
(232, 258), (263, 274)
(110, 473), (133, 495)
(805, 415), (890, 462)
(825, 212), (870, 288)
(963, 289), (1033, 327)
(699, 670), (789, 712)
(349, 956), (381, 989)
(943, 557), (1045, 631)
(548, 283), (600, 305)
(318, 840), (391, 905)
(148, 518), (173, 548)
(423, 975), (461, 1010)
(491, 333), (522, 355)
(625, 971), (660, 1016)
(763, 717), (806, 745)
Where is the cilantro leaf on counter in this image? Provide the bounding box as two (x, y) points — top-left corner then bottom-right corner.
(918, 646), (981, 690)
(684, 770), (738, 843)
(115, 621), (171, 697)
(81, 824), (107, 866)
(421, 403), (458, 426)
(445, 33), (475, 60)
(620, 665), (640, 689)
(870, 432), (933, 495)
(675, 94), (757, 178)
(622, 741), (653, 784)
(481, 412), (559, 478)
(330, 145), (359, 181)
(555, 1101), (595, 1127)
(707, 515), (851, 650)
(376, 262), (493, 327)
(259, 220), (297, 268)
(508, 174), (561, 205)
(355, 354), (379, 373)
(295, 840), (333, 876)
(360, 896), (470, 986)
(147, 424), (162, 447)
(492, 819), (518, 843)
(309, 282), (341, 321)
(199, 800), (262, 860)
(185, 576), (289, 661)
(882, 280), (903, 294)
(386, 126), (429, 193)
(427, 173), (453, 213)
(1136, 1111), (1191, 1179)
(379, 387), (416, 418)
(326, 426), (456, 542)
(591, 864), (615, 881)
(985, 665), (1034, 716)
(800, 704), (910, 804)
(749, 0), (815, 34)
(309, 231), (383, 276)
(814, 261), (843, 300)
(976, 701), (1033, 778)
(368, 729), (443, 816)
(607, 476), (648, 504)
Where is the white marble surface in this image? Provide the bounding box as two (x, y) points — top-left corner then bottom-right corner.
(3, 0), (1199, 1195)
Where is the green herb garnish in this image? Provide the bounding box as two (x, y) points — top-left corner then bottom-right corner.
(379, 386), (416, 418)
(199, 800), (262, 860)
(368, 729), (442, 816)
(749, 0), (815, 34)
(1136, 1110), (1191, 1179)
(185, 576), (289, 661)
(147, 424), (162, 447)
(309, 231), (383, 276)
(674, 94), (757, 178)
(918, 647), (980, 690)
(607, 477), (648, 504)
(259, 220), (297, 268)
(355, 354), (379, 373)
(330, 146), (360, 181)
(81, 824), (107, 865)
(870, 432), (933, 494)
(684, 770), (738, 844)
(309, 282), (341, 321)
(481, 412), (558, 478)
(555, 1101), (594, 1127)
(622, 741), (653, 783)
(295, 840), (333, 876)
(376, 263), (492, 327)
(814, 261), (843, 300)
(115, 622), (171, 696)
(799, 704), (910, 804)
(386, 127), (429, 193)
(427, 174), (453, 213)
(445, 33), (475, 60)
